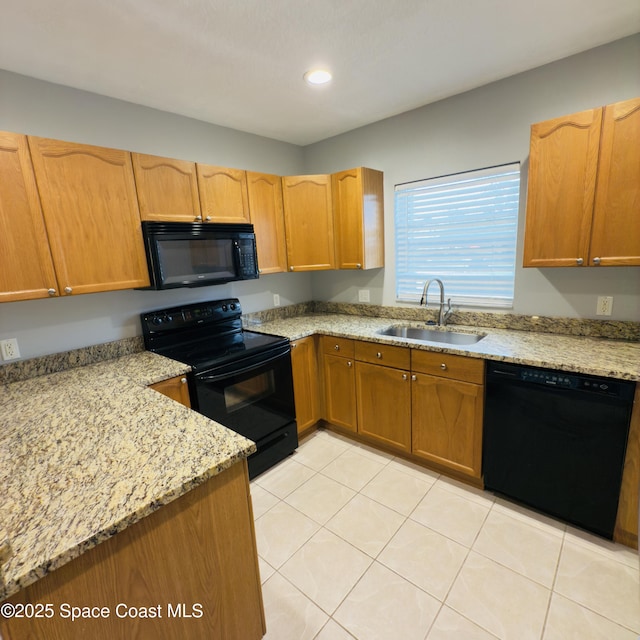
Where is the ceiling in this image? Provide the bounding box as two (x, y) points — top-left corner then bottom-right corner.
(1, 1), (639, 146)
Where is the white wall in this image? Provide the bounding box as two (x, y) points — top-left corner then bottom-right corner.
(304, 35), (640, 321)
(0, 70), (310, 359)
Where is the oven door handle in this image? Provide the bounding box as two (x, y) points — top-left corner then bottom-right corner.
(197, 350), (288, 383)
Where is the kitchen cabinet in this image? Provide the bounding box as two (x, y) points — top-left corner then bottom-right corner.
(246, 171), (288, 274)
(196, 164), (250, 223)
(27, 136), (150, 296)
(0, 132), (58, 302)
(332, 167), (384, 270)
(411, 351), (484, 480)
(523, 96), (640, 267)
(1, 460), (265, 640)
(291, 336), (321, 435)
(149, 375), (191, 407)
(321, 337), (356, 432)
(355, 341), (411, 452)
(282, 174), (335, 271)
(131, 152), (201, 222)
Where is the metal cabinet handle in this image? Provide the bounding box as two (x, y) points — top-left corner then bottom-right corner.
(290, 266), (295, 271)
(593, 257), (601, 265)
(376, 352), (382, 359)
(402, 373), (408, 380)
(180, 377), (187, 384)
(47, 288), (56, 296)
(64, 286), (73, 294)
(441, 363), (447, 370)
(356, 263), (362, 269)
(334, 345), (340, 351)
(576, 258), (584, 265)
(347, 361), (353, 367)
(195, 215), (203, 221)
(205, 216), (212, 222)
(411, 375), (417, 381)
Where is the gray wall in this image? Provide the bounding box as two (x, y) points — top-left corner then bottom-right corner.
(304, 35), (640, 321)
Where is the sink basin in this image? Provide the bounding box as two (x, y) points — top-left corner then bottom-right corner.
(378, 325), (486, 345)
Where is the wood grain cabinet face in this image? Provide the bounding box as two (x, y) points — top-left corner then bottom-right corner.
(332, 167), (384, 270)
(131, 152), (201, 222)
(523, 96), (640, 268)
(321, 337), (357, 432)
(27, 136), (150, 296)
(0, 131), (58, 302)
(196, 164), (250, 223)
(246, 171), (288, 274)
(282, 174), (336, 271)
(291, 337), (321, 435)
(149, 375), (191, 407)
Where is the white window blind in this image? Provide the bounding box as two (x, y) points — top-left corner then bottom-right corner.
(394, 163), (520, 308)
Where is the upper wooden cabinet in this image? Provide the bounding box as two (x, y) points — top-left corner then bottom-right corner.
(131, 153), (201, 222)
(196, 164), (250, 223)
(246, 171), (287, 274)
(332, 167), (384, 270)
(28, 136), (150, 296)
(282, 174), (335, 271)
(523, 97), (640, 267)
(0, 132), (58, 302)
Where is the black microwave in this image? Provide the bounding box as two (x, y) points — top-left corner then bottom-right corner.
(140, 222), (259, 289)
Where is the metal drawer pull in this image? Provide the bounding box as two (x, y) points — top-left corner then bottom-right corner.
(593, 257), (601, 265)
(411, 375), (417, 381)
(441, 363), (447, 370)
(576, 258), (583, 265)
(402, 373), (408, 380)
(180, 377), (187, 384)
(376, 352), (382, 359)
(347, 361), (353, 367)
(334, 344), (340, 351)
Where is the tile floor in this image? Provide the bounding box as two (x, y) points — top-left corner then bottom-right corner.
(250, 428), (640, 640)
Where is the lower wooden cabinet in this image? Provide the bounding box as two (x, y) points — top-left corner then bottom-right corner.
(323, 353), (357, 432)
(149, 375), (191, 407)
(290, 336), (321, 435)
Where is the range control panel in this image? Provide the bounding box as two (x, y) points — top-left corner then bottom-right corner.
(141, 298), (242, 334)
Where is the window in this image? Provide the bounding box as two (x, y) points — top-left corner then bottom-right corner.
(394, 163), (520, 308)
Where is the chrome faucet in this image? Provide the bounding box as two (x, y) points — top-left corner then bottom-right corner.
(420, 278), (452, 326)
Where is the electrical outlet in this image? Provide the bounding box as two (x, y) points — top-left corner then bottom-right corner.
(0, 338), (21, 361)
(596, 296), (613, 316)
(273, 293), (281, 307)
(358, 289), (370, 303)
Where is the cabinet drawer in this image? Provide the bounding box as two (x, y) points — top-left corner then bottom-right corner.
(355, 341), (410, 369)
(411, 350), (484, 384)
(321, 336), (355, 358)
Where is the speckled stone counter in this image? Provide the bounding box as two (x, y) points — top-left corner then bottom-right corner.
(249, 313), (640, 381)
(0, 351), (256, 601)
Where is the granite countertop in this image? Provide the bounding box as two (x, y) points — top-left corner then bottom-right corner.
(0, 351), (256, 602)
(249, 313), (640, 381)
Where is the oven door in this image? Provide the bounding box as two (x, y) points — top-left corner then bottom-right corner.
(192, 343), (297, 449)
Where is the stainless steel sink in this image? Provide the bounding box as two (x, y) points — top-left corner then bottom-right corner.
(377, 325), (486, 345)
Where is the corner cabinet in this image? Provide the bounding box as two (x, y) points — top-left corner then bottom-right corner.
(523, 97), (640, 267)
(246, 171), (288, 274)
(27, 136), (150, 296)
(282, 174), (336, 271)
(196, 164), (250, 224)
(332, 167), (384, 270)
(149, 375), (191, 407)
(0, 132), (58, 302)
(290, 337), (321, 435)
(131, 153), (201, 222)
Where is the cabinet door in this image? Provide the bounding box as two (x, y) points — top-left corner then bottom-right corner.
(246, 171), (287, 274)
(291, 336), (320, 435)
(323, 353), (356, 432)
(523, 108), (602, 267)
(149, 375), (191, 407)
(356, 361), (411, 452)
(412, 374), (483, 479)
(282, 174), (335, 271)
(0, 132), (58, 302)
(28, 137), (150, 295)
(332, 167), (384, 270)
(590, 97), (640, 266)
(132, 153), (201, 222)
(196, 164), (250, 223)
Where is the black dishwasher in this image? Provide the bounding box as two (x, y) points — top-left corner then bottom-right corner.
(483, 361), (635, 539)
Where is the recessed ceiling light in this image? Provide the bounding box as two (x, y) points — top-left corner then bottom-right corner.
(304, 69), (332, 86)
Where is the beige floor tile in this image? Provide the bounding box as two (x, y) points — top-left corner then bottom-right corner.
(492, 497), (566, 538)
(360, 465), (432, 516)
(326, 493), (405, 557)
(411, 484), (490, 547)
(315, 619), (357, 639)
(387, 456), (440, 482)
(254, 501), (320, 568)
(250, 483), (280, 519)
(262, 572), (328, 640)
(292, 432), (351, 471)
(473, 508), (563, 587)
(564, 525), (640, 570)
(320, 448), (387, 491)
(554, 540), (640, 633)
(254, 458), (317, 498)
(427, 606), (499, 639)
(284, 473), (356, 524)
(446, 552), (551, 640)
(280, 528), (372, 614)
(334, 562), (441, 640)
(543, 593), (638, 640)
(378, 519), (468, 600)
(351, 440), (395, 463)
(258, 555), (276, 584)
(435, 475), (495, 507)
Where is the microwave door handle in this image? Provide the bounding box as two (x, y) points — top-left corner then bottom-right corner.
(198, 350), (288, 383)
(233, 240), (242, 273)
